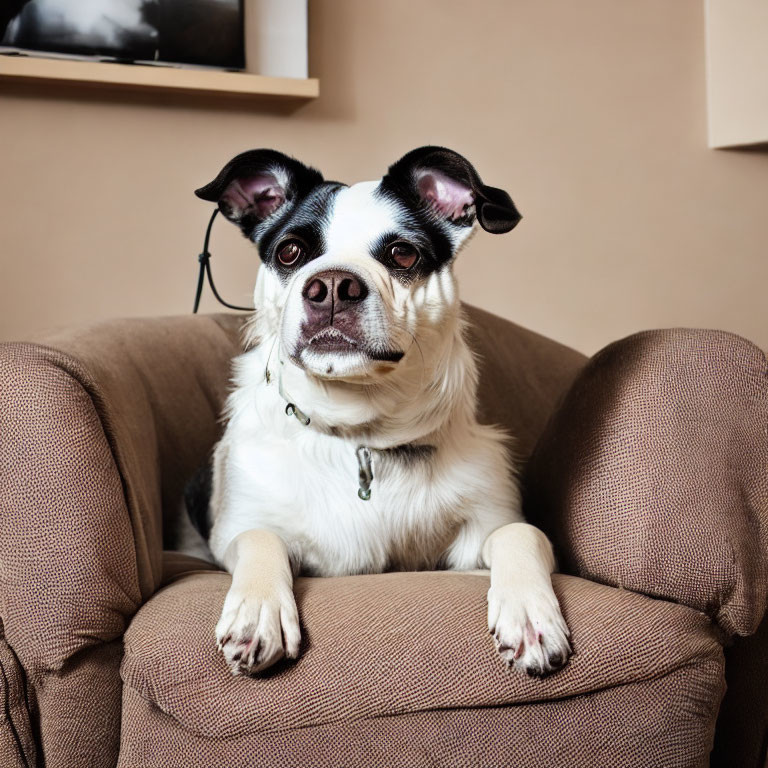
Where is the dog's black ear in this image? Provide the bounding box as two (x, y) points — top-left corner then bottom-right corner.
(195, 149), (324, 234)
(381, 146), (521, 234)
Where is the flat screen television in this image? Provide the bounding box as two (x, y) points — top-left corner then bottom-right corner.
(0, 0), (245, 70)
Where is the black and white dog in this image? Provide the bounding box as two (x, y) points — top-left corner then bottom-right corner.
(191, 146), (571, 678)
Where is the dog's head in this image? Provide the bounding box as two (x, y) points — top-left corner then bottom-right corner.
(196, 146), (520, 383)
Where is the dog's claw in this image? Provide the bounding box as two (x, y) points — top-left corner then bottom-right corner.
(216, 588), (301, 676)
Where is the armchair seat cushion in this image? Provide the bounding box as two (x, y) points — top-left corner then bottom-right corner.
(121, 570), (724, 759)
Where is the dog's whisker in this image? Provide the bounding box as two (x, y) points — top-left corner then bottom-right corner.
(402, 327), (427, 392)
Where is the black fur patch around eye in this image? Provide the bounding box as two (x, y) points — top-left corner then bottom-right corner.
(257, 183), (345, 279)
(369, 192), (456, 280)
(368, 229), (448, 283)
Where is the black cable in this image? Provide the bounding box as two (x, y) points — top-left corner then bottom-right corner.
(193, 208), (255, 314)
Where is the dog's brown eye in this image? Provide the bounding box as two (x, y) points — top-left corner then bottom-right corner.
(388, 242), (419, 270)
(277, 240), (304, 266)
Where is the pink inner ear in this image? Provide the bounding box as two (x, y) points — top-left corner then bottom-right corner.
(416, 169), (474, 220)
(222, 173), (286, 220)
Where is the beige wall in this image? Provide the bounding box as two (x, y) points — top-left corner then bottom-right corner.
(1, 0), (767, 354)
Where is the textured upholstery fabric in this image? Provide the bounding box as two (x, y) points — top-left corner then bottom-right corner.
(121, 571), (724, 739)
(120, 663), (721, 768)
(34, 641), (123, 768)
(0, 343), (140, 673)
(31, 313), (244, 574)
(462, 305), (587, 459)
(160, 551), (222, 586)
(0, 620), (35, 768)
(525, 328), (768, 638)
(120, 573), (724, 768)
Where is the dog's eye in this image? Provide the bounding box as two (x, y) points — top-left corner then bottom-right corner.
(276, 240), (305, 267)
(387, 242), (419, 270)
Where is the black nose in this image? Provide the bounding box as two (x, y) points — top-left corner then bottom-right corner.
(303, 270), (368, 312)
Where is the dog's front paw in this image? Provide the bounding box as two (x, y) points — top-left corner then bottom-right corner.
(215, 585), (301, 676)
(487, 585), (571, 677)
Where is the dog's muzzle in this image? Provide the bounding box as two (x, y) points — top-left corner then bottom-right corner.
(300, 269), (369, 352)
(285, 263), (406, 377)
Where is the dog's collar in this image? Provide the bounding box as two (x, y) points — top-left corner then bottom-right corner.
(265, 356), (311, 425)
(267, 356), (434, 502)
(278, 375), (311, 426)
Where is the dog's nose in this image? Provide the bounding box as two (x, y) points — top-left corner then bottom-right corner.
(303, 270), (368, 312)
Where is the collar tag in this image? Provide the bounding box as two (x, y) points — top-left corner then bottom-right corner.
(356, 446), (373, 501)
(268, 352), (374, 499)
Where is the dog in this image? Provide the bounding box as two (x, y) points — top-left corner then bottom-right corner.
(188, 146), (571, 679)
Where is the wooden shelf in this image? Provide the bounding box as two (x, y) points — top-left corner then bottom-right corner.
(0, 54), (319, 100)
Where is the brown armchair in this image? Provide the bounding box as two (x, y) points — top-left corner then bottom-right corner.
(1, 305), (766, 768)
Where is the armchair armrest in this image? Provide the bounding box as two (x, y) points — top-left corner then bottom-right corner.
(0, 315), (242, 766)
(0, 313), (242, 766)
(0, 341), (140, 672)
(0, 313), (241, 672)
(525, 328), (768, 637)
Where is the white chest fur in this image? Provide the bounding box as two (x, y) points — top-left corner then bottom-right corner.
(207, 342), (521, 577)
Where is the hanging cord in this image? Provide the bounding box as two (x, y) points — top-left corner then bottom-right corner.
(192, 208), (378, 501)
(193, 208), (256, 313)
